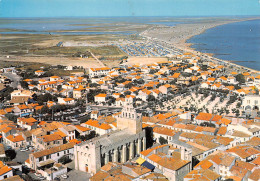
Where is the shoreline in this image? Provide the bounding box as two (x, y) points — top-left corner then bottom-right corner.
(183, 20), (260, 73)
(141, 18), (260, 73)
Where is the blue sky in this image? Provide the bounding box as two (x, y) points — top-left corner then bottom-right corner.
(1, 0), (260, 17)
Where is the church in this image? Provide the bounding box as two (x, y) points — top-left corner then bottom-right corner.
(74, 105), (146, 174)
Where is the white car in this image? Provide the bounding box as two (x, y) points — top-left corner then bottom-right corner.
(38, 176), (45, 180)
(61, 174), (68, 179)
(35, 173), (41, 177)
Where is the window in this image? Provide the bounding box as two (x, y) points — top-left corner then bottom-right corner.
(57, 153), (59, 156)
(46, 155), (50, 159)
(4, 175), (7, 179)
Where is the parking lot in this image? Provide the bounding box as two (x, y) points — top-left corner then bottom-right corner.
(117, 41), (180, 57)
(13, 149), (32, 163)
(63, 170), (91, 181)
(3, 143), (32, 163)
(34, 106), (88, 123)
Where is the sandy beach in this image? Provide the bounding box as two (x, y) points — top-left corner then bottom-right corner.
(140, 18), (260, 72)
(141, 20), (240, 51)
(1, 17), (259, 72)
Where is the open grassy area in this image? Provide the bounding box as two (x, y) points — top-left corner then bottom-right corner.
(102, 60), (122, 68)
(89, 45), (126, 57)
(0, 22), (145, 68)
(0, 60), (48, 70)
(30, 45), (126, 57)
(0, 60), (84, 76)
(0, 34), (129, 57)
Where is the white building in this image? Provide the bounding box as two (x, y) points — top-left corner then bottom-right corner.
(94, 94), (107, 104)
(29, 142), (75, 171)
(89, 67), (111, 78)
(0, 161), (13, 180)
(242, 95), (260, 112)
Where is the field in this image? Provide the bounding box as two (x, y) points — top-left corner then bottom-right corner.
(0, 34), (128, 68)
(0, 55), (105, 68)
(0, 60), (86, 76)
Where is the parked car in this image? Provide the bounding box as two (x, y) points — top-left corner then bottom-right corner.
(61, 174), (68, 179)
(71, 118), (78, 122)
(35, 172), (41, 177)
(38, 176), (45, 180)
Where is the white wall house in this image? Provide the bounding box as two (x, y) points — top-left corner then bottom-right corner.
(89, 67), (111, 78)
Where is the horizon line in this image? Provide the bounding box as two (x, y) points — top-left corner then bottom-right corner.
(1, 15), (260, 19)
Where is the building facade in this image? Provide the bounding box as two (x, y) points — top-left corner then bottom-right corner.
(74, 105), (146, 174)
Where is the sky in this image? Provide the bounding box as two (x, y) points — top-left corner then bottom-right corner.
(0, 0), (260, 18)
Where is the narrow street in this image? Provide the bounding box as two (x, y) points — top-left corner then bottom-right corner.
(3, 72), (22, 88)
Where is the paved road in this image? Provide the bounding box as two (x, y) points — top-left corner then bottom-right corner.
(64, 170), (91, 181)
(3, 73), (22, 88)
(90, 105), (122, 109)
(13, 149), (32, 163)
(3, 143), (31, 163)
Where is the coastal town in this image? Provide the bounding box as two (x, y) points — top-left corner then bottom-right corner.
(0, 31), (259, 181)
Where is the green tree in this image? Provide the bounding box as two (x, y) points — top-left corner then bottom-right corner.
(58, 155), (71, 164)
(235, 74), (245, 84)
(159, 136), (168, 145)
(5, 149), (16, 160)
(236, 102), (241, 108)
(124, 91), (131, 96)
(235, 110), (240, 117)
(148, 95), (156, 102)
(40, 105), (50, 114)
(20, 81), (28, 89)
(0, 86), (13, 101)
(5, 114), (18, 123)
(57, 85), (63, 92)
(125, 83), (133, 89)
(225, 109), (230, 115)
(200, 122), (216, 128)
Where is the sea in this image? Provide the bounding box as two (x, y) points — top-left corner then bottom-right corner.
(1, 17), (259, 70)
(187, 19), (260, 71)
